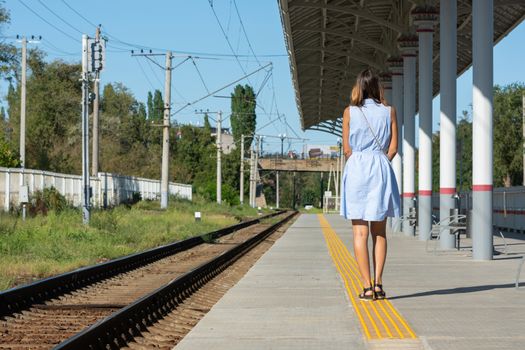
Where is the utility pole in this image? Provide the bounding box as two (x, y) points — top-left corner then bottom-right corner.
(16, 35), (41, 167)
(78, 33), (104, 224)
(81, 35), (90, 224)
(276, 170), (280, 209)
(240, 134), (245, 204)
(249, 146), (255, 207)
(276, 133), (286, 209)
(160, 52), (172, 209)
(216, 111), (222, 204)
(91, 26), (101, 176)
(131, 50), (172, 208)
(292, 171), (296, 210)
(254, 135), (260, 208)
(20, 36), (27, 168)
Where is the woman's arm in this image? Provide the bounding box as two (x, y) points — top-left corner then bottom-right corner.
(342, 107), (351, 159)
(387, 106), (398, 161)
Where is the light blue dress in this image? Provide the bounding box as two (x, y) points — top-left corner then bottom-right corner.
(340, 98), (401, 221)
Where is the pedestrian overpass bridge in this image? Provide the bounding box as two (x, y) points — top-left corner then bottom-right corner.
(258, 157), (340, 172)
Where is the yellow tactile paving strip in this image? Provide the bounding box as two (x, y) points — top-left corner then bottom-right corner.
(318, 214), (417, 340)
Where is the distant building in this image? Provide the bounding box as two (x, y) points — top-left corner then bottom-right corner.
(210, 127), (236, 155)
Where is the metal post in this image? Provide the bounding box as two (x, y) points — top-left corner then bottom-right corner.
(276, 170), (280, 208)
(389, 58), (403, 219)
(216, 111), (222, 204)
(339, 142), (344, 210)
(440, 0), (458, 249)
(399, 35), (418, 236)
(472, 0), (494, 260)
(20, 37), (27, 168)
(254, 136), (259, 208)
(335, 144), (339, 202)
(249, 147), (254, 207)
(240, 134), (244, 204)
(92, 26), (101, 176)
(81, 34), (91, 224)
(292, 171), (296, 210)
(160, 51), (172, 209)
(414, 8), (437, 241)
(320, 172), (324, 209)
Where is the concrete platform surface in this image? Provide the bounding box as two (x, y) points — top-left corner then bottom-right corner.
(174, 214), (525, 350)
(328, 214), (525, 350)
(174, 214), (367, 350)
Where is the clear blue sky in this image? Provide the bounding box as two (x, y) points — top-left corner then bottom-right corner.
(1, 0), (524, 154)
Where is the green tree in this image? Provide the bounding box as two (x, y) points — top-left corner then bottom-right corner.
(230, 84), (256, 151)
(0, 136), (20, 167)
(0, 3), (17, 80)
(203, 113), (211, 133)
(493, 83), (524, 187)
(456, 110), (472, 192)
(152, 90), (164, 120)
(6, 50), (82, 172)
(147, 91), (153, 119)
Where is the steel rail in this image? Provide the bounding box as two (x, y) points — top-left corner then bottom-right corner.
(55, 211), (297, 349)
(0, 210), (285, 318)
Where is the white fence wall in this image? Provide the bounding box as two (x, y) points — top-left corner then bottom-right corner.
(431, 187), (525, 232)
(0, 167), (192, 211)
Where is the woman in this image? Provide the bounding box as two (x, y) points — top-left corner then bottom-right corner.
(340, 68), (400, 301)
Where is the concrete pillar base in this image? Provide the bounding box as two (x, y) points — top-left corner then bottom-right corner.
(402, 196), (415, 236)
(440, 194), (456, 249)
(418, 195), (432, 240)
(472, 190), (493, 260)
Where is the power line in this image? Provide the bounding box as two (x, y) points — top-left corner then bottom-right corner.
(37, 0), (83, 35)
(172, 62), (272, 116)
(60, 0), (98, 28)
(134, 57), (157, 91)
(190, 56), (210, 94)
(208, 0), (251, 81)
(232, 0), (262, 67)
(61, 0), (287, 59)
(18, 0), (77, 42)
(41, 38), (76, 55)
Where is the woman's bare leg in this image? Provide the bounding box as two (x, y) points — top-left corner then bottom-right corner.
(370, 219), (387, 288)
(352, 219), (372, 294)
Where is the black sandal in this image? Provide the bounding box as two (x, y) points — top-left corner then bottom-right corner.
(359, 286), (375, 301)
(374, 284), (386, 299)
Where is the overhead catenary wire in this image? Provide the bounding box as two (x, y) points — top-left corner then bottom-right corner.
(171, 62), (272, 116)
(207, 0), (254, 86)
(37, 0), (83, 35)
(18, 0), (77, 42)
(232, 0), (262, 68)
(60, 0), (287, 59)
(60, 0), (98, 28)
(41, 38), (76, 55)
(190, 56), (210, 94)
(134, 57), (157, 92)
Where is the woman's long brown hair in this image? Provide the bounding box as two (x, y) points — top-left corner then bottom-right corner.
(350, 68), (387, 106)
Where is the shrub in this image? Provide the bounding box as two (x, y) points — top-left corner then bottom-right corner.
(29, 187), (68, 216)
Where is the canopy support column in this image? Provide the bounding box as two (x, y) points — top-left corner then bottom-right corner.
(398, 35), (418, 236)
(472, 0), (494, 260)
(414, 7), (438, 241)
(440, 0), (458, 250)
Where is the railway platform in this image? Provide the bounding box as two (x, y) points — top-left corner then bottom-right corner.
(174, 214), (525, 350)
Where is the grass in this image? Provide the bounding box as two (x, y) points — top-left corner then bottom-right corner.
(0, 195), (270, 291)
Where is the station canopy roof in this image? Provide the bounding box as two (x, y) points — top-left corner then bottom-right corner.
(278, 0), (525, 136)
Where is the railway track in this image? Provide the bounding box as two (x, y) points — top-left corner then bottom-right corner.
(0, 210), (296, 349)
